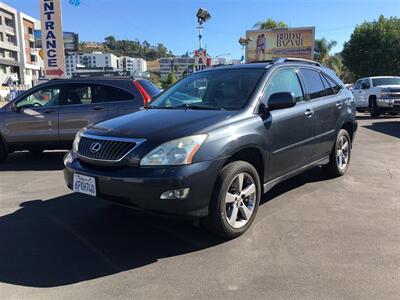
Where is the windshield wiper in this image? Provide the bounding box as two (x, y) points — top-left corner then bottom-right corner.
(173, 103), (225, 110)
(146, 105), (173, 109)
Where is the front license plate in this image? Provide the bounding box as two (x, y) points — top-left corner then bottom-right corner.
(73, 174), (96, 196)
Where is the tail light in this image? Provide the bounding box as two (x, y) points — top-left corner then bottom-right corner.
(133, 80), (151, 105)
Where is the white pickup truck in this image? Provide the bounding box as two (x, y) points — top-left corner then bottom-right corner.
(352, 76), (400, 117)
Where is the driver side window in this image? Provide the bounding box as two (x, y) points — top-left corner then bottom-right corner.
(16, 86), (61, 109)
(262, 68), (304, 104)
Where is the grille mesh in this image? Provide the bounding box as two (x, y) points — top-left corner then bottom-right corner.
(78, 136), (136, 161)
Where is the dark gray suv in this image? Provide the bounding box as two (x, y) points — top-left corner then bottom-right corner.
(0, 78), (160, 162)
(63, 58), (357, 238)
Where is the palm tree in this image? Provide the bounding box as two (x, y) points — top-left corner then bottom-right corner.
(314, 38), (337, 64)
(253, 18), (288, 30)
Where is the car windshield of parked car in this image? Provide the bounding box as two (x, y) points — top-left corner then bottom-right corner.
(148, 69), (265, 110)
(372, 77), (400, 86)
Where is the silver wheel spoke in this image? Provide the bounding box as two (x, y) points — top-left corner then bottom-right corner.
(225, 192), (236, 204)
(228, 205), (239, 226)
(241, 184), (255, 198)
(239, 203), (252, 220)
(342, 141), (349, 151)
(236, 173), (244, 192)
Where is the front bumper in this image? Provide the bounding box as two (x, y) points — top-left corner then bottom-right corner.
(64, 152), (225, 217)
(377, 98), (400, 111)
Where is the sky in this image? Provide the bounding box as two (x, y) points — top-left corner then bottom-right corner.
(5, 0), (400, 59)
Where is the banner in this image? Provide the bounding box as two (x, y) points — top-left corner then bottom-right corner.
(40, 0), (66, 78)
(246, 27), (315, 62)
(194, 49), (208, 72)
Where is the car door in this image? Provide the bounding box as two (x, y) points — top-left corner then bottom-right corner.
(298, 68), (343, 159)
(91, 83), (140, 119)
(58, 83), (109, 144)
(352, 79), (363, 107)
(261, 67), (315, 180)
(359, 78), (371, 107)
(3, 84), (61, 146)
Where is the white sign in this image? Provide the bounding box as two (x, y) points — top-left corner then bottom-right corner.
(194, 49), (208, 72)
(40, 0), (66, 78)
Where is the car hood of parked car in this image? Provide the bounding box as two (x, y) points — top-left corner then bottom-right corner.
(86, 108), (239, 142)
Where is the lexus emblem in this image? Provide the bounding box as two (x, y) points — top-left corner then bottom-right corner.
(89, 142), (102, 153)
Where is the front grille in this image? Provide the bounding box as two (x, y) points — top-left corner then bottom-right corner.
(78, 136), (136, 161)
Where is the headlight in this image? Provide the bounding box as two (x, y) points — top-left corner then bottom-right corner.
(140, 134), (207, 166)
(73, 127), (87, 152)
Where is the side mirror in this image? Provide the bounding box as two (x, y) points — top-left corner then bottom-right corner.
(10, 102), (20, 112)
(267, 92), (296, 111)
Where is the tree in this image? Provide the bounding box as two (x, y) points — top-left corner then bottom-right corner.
(253, 18), (288, 29)
(162, 72), (177, 88)
(314, 38), (337, 64)
(342, 15), (400, 78)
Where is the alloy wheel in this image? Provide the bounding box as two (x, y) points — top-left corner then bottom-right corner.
(336, 136), (350, 170)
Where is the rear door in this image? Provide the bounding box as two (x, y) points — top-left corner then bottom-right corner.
(58, 83), (109, 144)
(261, 67), (316, 180)
(3, 84), (62, 146)
(298, 68), (343, 159)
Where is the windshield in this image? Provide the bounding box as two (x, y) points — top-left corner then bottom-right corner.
(372, 77), (400, 86)
(148, 69), (265, 110)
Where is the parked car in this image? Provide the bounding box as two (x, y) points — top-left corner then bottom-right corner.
(0, 77), (160, 162)
(63, 58), (357, 238)
(352, 76), (400, 116)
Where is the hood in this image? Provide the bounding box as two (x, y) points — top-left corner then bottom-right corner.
(376, 85), (400, 90)
(86, 108), (237, 142)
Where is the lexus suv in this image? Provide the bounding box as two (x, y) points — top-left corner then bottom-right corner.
(0, 77), (160, 162)
(64, 58), (357, 238)
(352, 76), (400, 117)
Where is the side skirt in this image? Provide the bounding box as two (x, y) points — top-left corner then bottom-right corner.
(263, 156), (329, 194)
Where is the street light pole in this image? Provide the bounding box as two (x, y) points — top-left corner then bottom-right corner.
(197, 24), (204, 50)
(196, 8), (211, 51)
(239, 37), (252, 63)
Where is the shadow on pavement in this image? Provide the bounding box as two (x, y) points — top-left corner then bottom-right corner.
(0, 164), (331, 288)
(0, 151), (66, 171)
(363, 121), (400, 138)
(356, 114), (399, 120)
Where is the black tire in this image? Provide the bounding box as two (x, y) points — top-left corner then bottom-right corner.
(369, 98), (381, 118)
(0, 141), (8, 163)
(203, 161), (261, 239)
(323, 129), (352, 178)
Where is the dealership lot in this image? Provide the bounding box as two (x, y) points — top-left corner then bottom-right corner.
(0, 114), (399, 299)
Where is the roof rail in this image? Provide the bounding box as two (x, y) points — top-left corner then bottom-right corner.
(273, 57), (321, 66)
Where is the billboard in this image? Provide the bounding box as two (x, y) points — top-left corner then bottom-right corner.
(40, 0), (66, 78)
(194, 49), (208, 72)
(246, 27), (315, 62)
(34, 30), (79, 52)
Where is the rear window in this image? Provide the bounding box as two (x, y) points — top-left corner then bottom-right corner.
(136, 80), (161, 97)
(92, 84), (135, 102)
(323, 74), (342, 94)
(372, 78), (400, 86)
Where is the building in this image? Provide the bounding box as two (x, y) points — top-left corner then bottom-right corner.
(120, 56), (147, 75)
(65, 51), (121, 77)
(17, 11), (41, 87)
(160, 57), (194, 80)
(0, 2), (42, 92)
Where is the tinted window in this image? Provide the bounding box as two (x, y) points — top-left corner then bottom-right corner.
(324, 75), (342, 94)
(92, 85), (135, 102)
(17, 86), (61, 108)
(354, 80), (362, 90)
(263, 68), (304, 103)
(362, 79), (370, 89)
(372, 77), (400, 86)
(299, 69), (326, 99)
(61, 84), (92, 105)
(149, 69), (265, 110)
(136, 80), (161, 97)
(320, 75), (334, 96)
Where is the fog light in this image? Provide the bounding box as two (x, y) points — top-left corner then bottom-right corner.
(160, 188), (190, 200)
(63, 151), (76, 165)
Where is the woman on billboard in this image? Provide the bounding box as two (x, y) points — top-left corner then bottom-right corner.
(255, 33), (266, 61)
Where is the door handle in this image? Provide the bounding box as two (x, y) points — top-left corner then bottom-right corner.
(93, 106), (105, 111)
(304, 109), (313, 117)
(336, 101), (343, 109)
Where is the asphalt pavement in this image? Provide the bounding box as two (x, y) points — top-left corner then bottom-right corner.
(0, 113), (399, 300)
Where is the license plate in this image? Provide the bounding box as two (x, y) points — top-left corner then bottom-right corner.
(73, 174), (96, 196)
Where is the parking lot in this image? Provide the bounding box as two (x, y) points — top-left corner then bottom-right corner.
(0, 113), (399, 300)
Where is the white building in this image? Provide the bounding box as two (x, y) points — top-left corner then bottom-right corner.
(120, 56), (147, 75)
(65, 52), (121, 77)
(160, 57), (194, 80)
(0, 2), (42, 92)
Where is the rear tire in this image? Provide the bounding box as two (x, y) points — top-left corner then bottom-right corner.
(323, 129), (351, 178)
(369, 98), (381, 118)
(203, 161), (261, 239)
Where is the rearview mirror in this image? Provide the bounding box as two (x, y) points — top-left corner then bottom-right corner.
(268, 92), (296, 111)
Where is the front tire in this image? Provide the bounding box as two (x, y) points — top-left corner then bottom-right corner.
(323, 129), (352, 177)
(204, 161), (261, 239)
(369, 98), (381, 118)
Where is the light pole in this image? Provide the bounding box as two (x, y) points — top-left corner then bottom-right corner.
(196, 8), (211, 50)
(239, 37), (252, 63)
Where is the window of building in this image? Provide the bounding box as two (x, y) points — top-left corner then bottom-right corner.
(28, 27), (33, 34)
(29, 41), (34, 48)
(6, 35), (14, 44)
(0, 33), (3, 42)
